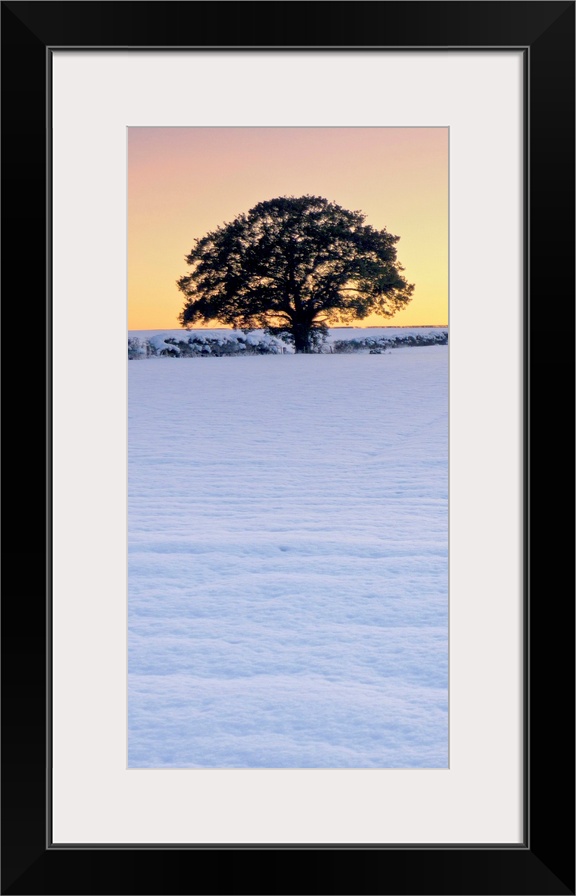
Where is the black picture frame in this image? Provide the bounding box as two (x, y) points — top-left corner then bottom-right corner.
(1, 2), (574, 894)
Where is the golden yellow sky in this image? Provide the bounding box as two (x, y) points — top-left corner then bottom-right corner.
(128, 127), (448, 330)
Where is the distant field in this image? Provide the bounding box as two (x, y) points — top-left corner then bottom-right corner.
(128, 325), (448, 358)
(129, 325), (448, 345)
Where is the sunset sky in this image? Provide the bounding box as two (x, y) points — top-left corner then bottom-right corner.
(128, 127), (448, 330)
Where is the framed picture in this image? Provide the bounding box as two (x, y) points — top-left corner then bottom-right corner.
(2, 2), (574, 894)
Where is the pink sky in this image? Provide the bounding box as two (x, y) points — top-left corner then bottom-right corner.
(128, 127), (448, 330)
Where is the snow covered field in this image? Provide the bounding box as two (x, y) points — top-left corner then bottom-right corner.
(128, 346), (448, 768)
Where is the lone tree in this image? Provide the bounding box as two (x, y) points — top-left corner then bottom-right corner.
(177, 195), (414, 353)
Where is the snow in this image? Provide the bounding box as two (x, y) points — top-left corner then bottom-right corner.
(129, 326), (447, 344)
(148, 333), (181, 354)
(128, 347), (448, 768)
(129, 329), (290, 357)
(128, 326), (448, 357)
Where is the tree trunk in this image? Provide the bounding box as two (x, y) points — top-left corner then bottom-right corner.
(292, 321), (312, 353)
(286, 257), (312, 353)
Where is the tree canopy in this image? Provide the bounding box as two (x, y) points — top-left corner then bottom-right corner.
(177, 195), (414, 353)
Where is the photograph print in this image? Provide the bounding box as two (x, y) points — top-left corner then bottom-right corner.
(128, 127), (448, 769)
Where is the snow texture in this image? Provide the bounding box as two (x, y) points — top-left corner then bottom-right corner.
(129, 345), (448, 768)
(128, 327), (448, 358)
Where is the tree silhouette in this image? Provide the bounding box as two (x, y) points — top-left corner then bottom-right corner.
(177, 195), (414, 353)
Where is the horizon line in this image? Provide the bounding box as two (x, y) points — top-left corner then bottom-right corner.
(129, 323), (449, 331)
